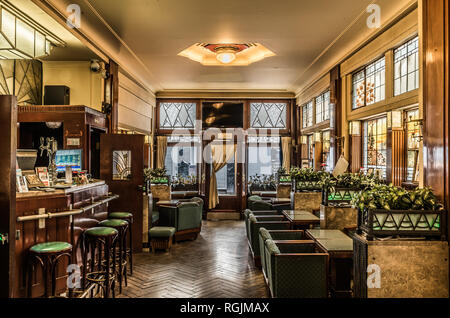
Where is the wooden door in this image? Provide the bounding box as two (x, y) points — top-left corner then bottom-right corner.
(100, 134), (144, 252)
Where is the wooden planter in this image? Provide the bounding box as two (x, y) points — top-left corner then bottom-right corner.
(320, 204), (358, 230)
(358, 208), (447, 241)
(322, 187), (360, 206)
(294, 180), (322, 192)
(293, 192), (322, 212)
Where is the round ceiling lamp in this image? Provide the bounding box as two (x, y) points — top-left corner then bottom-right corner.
(214, 46), (239, 64)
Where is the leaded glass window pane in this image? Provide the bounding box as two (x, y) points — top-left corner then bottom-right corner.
(394, 36), (419, 96)
(159, 102), (196, 129)
(302, 101), (313, 128)
(352, 57), (385, 109)
(250, 102), (287, 128)
(315, 95), (323, 124)
(363, 117), (387, 178)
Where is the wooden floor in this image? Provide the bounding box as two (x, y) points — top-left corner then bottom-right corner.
(119, 220), (268, 298)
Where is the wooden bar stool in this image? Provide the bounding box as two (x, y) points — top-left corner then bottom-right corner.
(82, 227), (118, 298)
(27, 242), (73, 298)
(98, 219), (129, 293)
(108, 212), (133, 275)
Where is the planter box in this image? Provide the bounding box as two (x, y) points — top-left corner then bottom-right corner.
(293, 192), (322, 212)
(276, 184), (291, 199)
(320, 204), (358, 230)
(353, 234), (449, 298)
(295, 180), (322, 192)
(322, 187), (360, 206)
(249, 185), (277, 192)
(358, 208), (447, 241)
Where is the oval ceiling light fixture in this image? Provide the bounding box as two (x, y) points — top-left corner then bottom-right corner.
(214, 46), (239, 64)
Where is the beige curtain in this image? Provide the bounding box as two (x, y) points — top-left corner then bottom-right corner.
(156, 136), (167, 169)
(281, 137), (292, 173)
(209, 144), (236, 209)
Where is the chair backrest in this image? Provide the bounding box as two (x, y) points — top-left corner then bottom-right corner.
(268, 230), (306, 241)
(190, 197), (204, 207)
(252, 200), (274, 211)
(177, 202), (202, 231)
(157, 205), (178, 228)
(249, 217), (290, 256)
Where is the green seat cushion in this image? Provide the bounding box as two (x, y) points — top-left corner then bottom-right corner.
(248, 195), (262, 201)
(100, 219), (128, 228)
(30, 241), (72, 254)
(109, 212), (133, 219)
(84, 226), (118, 237)
(149, 226), (176, 238)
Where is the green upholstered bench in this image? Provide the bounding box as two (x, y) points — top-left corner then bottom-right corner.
(149, 226), (176, 252)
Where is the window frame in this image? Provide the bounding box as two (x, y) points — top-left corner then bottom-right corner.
(302, 101), (314, 128)
(362, 116), (388, 179)
(394, 36), (419, 96)
(352, 56), (386, 110)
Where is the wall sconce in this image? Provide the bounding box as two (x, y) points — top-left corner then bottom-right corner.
(300, 135), (307, 144)
(387, 110), (403, 129)
(314, 132), (322, 143)
(349, 121), (361, 136)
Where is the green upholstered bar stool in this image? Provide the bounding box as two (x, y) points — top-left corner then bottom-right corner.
(82, 227), (118, 298)
(98, 219), (129, 293)
(27, 242), (73, 298)
(108, 212), (133, 275)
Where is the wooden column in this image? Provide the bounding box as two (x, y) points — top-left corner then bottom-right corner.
(314, 142), (323, 171)
(387, 129), (406, 186)
(422, 0), (449, 242)
(350, 135), (362, 173)
(105, 60), (119, 133)
(0, 95), (17, 298)
(330, 65), (342, 164)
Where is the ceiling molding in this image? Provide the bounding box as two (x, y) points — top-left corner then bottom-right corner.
(156, 90), (295, 99)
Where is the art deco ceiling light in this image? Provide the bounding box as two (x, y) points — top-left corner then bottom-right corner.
(178, 43), (275, 66)
(0, 0), (65, 59)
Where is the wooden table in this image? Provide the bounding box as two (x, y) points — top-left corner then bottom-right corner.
(306, 229), (353, 298)
(281, 210), (320, 230)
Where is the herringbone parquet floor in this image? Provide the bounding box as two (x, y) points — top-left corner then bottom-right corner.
(119, 220), (268, 298)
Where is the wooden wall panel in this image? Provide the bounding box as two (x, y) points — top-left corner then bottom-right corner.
(422, 0), (449, 243)
(392, 130), (406, 186)
(350, 136), (362, 173)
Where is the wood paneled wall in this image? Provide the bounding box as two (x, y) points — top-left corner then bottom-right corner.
(422, 0), (449, 240)
(388, 129), (406, 186)
(350, 136), (362, 173)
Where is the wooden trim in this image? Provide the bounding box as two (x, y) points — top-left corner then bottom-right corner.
(296, 74), (330, 106)
(0, 95), (17, 298)
(156, 90), (295, 99)
(350, 135), (362, 173)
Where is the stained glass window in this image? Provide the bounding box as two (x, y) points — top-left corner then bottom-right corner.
(315, 90), (330, 123)
(363, 117), (387, 178)
(406, 109), (420, 181)
(394, 36), (419, 96)
(159, 102), (196, 129)
(250, 102), (287, 128)
(352, 57), (386, 109)
(302, 101), (313, 128)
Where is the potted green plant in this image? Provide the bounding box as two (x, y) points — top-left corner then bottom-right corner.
(290, 167), (329, 192)
(352, 184), (445, 240)
(144, 167), (169, 185)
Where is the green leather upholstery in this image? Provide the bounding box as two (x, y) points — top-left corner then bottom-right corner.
(259, 229), (306, 280)
(151, 211), (160, 224)
(248, 195), (262, 210)
(244, 210), (282, 242)
(158, 202), (202, 238)
(84, 227), (118, 237)
(100, 219), (128, 228)
(248, 215), (290, 259)
(30, 242), (72, 254)
(109, 212), (133, 219)
(264, 240), (328, 298)
(190, 197), (204, 207)
(177, 202), (202, 231)
(251, 200), (274, 211)
(149, 226), (175, 238)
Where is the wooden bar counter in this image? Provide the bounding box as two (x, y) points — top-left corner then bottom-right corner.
(14, 180), (110, 298)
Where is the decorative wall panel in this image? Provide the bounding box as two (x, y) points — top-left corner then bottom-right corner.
(159, 102), (196, 128)
(250, 102), (286, 128)
(0, 59), (42, 105)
